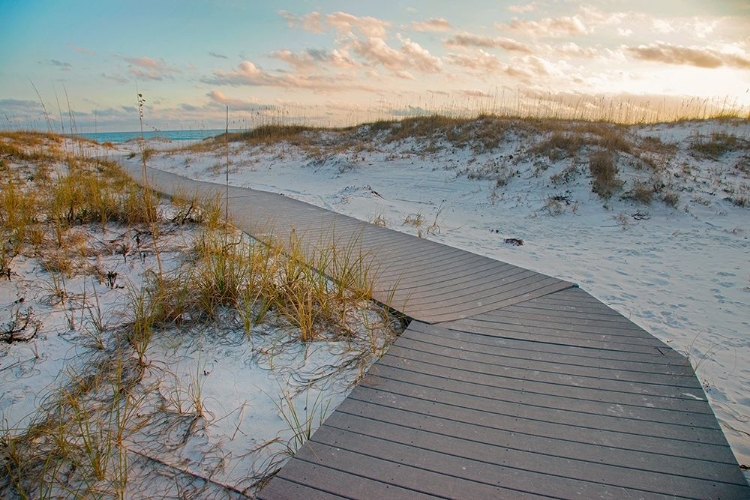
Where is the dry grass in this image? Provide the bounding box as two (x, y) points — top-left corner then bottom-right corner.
(689, 132), (747, 160)
(589, 150), (623, 198)
(0, 131), (401, 498)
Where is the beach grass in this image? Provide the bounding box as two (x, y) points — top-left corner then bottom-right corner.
(0, 132), (401, 498)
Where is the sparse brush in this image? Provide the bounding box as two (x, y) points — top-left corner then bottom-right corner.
(730, 196), (748, 208)
(272, 387), (330, 455)
(689, 132), (745, 160)
(627, 180), (655, 205)
(662, 191), (680, 208)
(369, 214), (387, 227)
(589, 150), (623, 198)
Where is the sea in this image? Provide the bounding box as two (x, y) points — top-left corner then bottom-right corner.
(75, 129), (242, 144)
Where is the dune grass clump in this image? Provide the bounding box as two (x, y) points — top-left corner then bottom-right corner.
(689, 132), (746, 160)
(589, 150), (623, 198)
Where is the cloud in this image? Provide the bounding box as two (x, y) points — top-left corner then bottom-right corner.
(278, 10), (391, 37)
(207, 90), (264, 111)
(617, 28), (633, 37)
(204, 61), (375, 92)
(326, 11), (390, 38)
(412, 18), (451, 32)
(120, 56), (181, 81)
(624, 43), (750, 69)
(393, 70), (416, 80)
(272, 49), (318, 71)
(351, 37), (407, 69)
(0, 98), (43, 113)
(445, 50), (502, 72)
(446, 50), (559, 82)
(41, 59), (72, 71)
(444, 33), (531, 53)
(400, 37), (442, 72)
(651, 19), (675, 34)
(460, 89), (493, 97)
(508, 3), (536, 13)
(390, 105), (431, 116)
(552, 42), (599, 58)
(100, 72), (129, 83)
(278, 10), (325, 33)
(272, 48), (360, 71)
(502, 16), (589, 37)
(351, 37), (442, 74)
(209, 51), (228, 59)
(71, 45), (95, 55)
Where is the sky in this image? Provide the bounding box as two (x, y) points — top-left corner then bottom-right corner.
(1, 0), (749, 132)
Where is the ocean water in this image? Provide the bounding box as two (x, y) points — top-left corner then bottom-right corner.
(76, 129), (242, 144)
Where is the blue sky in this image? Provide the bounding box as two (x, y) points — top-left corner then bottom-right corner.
(1, 0), (749, 132)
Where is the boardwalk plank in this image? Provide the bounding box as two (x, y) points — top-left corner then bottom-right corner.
(345, 387), (733, 462)
(320, 411), (748, 497)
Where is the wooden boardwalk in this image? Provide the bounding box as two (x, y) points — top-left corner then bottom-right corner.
(120, 159), (749, 499)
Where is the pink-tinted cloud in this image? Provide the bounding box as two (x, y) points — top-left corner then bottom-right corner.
(446, 50), (502, 72)
(272, 48), (360, 71)
(400, 37), (443, 72)
(279, 10), (391, 38)
(204, 61), (375, 92)
(326, 11), (390, 38)
(460, 89), (493, 97)
(502, 16), (589, 37)
(444, 33), (531, 53)
(625, 43), (750, 69)
(412, 18), (451, 32)
(278, 10), (325, 33)
(207, 90), (263, 111)
(351, 37), (442, 74)
(119, 56), (181, 81)
(508, 3), (536, 13)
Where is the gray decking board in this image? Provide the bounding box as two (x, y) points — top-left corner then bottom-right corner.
(318, 409), (747, 497)
(368, 358), (722, 430)
(405, 319), (692, 368)
(117, 160), (748, 499)
(443, 315), (669, 349)
(344, 386), (730, 462)
(384, 343), (706, 402)
(392, 336), (701, 388)
(376, 345), (711, 414)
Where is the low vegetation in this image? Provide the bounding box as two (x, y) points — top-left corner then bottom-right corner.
(0, 133), (402, 498)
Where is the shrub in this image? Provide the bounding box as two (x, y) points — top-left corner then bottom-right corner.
(689, 132), (742, 160)
(589, 150), (622, 198)
(630, 181), (654, 205)
(662, 191), (680, 207)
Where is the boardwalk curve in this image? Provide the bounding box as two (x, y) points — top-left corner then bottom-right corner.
(119, 158), (749, 499)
